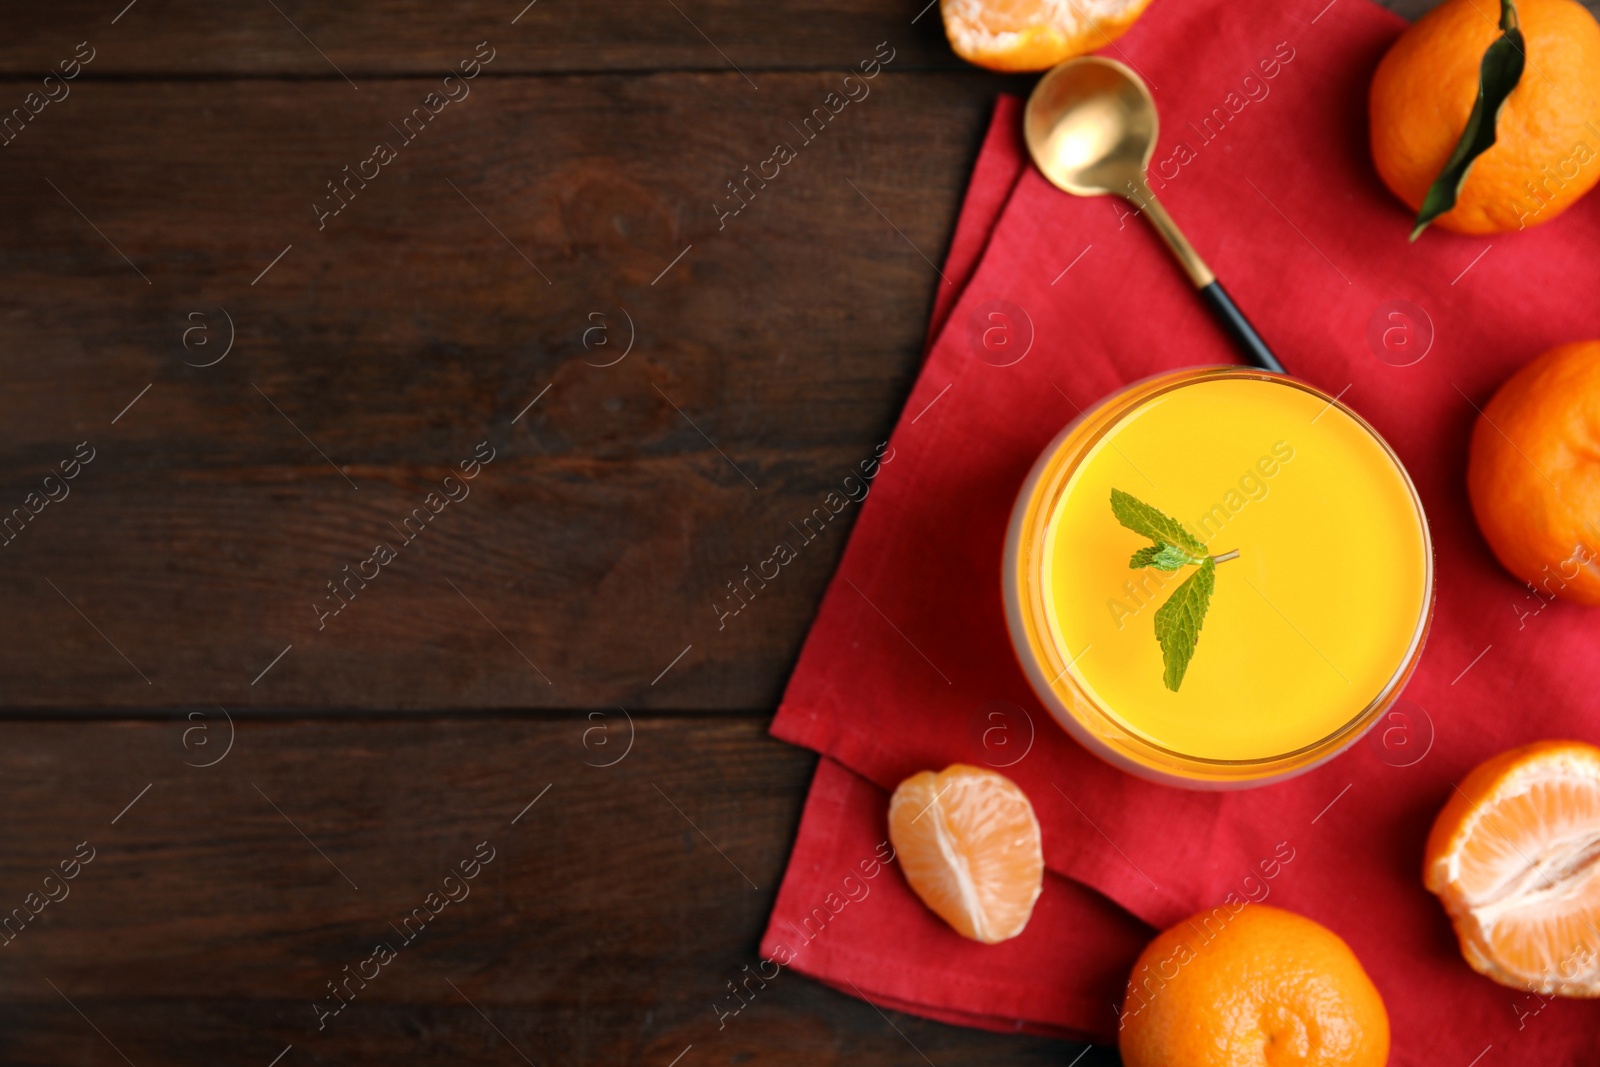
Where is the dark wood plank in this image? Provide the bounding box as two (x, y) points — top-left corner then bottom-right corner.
(0, 716), (1115, 1065)
(0, 0), (965, 76)
(0, 70), (1028, 710)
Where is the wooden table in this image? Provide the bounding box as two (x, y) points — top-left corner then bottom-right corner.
(0, 0), (1550, 1062)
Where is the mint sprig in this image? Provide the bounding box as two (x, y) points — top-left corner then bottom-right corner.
(1110, 489), (1233, 692)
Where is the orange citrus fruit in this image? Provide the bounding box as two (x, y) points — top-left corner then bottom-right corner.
(1467, 340), (1600, 604)
(886, 764), (1043, 943)
(1369, 0), (1600, 234)
(939, 0), (1155, 73)
(1424, 740), (1600, 995)
(1118, 904), (1389, 1067)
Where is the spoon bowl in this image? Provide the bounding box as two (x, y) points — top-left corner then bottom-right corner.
(1024, 57), (1156, 198)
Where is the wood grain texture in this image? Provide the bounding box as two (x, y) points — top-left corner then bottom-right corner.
(0, 717), (1114, 1065)
(0, 70), (1028, 709)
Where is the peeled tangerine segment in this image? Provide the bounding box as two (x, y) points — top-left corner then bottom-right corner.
(887, 764), (1044, 944)
(941, 0), (1152, 72)
(1425, 741), (1600, 995)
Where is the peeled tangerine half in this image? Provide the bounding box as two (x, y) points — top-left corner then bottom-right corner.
(887, 764), (1044, 944)
(1425, 741), (1600, 995)
(940, 0), (1155, 72)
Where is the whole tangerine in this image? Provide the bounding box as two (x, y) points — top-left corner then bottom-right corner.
(1118, 904), (1389, 1067)
(1369, 0), (1600, 234)
(1467, 340), (1600, 603)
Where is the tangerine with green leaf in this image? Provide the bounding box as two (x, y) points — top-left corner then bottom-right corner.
(1369, 0), (1600, 236)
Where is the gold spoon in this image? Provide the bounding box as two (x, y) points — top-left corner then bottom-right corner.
(1024, 56), (1286, 374)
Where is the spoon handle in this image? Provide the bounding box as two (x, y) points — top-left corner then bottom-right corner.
(1129, 182), (1287, 375)
(1198, 281), (1286, 374)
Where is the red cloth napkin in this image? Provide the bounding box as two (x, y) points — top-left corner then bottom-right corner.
(763, 0), (1600, 1060)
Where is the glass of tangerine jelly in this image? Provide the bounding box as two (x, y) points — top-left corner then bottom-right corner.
(1003, 368), (1434, 788)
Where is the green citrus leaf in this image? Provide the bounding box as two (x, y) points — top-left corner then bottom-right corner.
(1110, 488), (1205, 556)
(1411, 0), (1525, 240)
(1153, 556), (1216, 692)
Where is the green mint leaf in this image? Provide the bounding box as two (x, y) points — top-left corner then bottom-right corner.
(1411, 0), (1524, 240)
(1130, 543), (1194, 571)
(1130, 545), (1162, 568)
(1153, 556), (1216, 692)
(1110, 488), (1205, 556)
